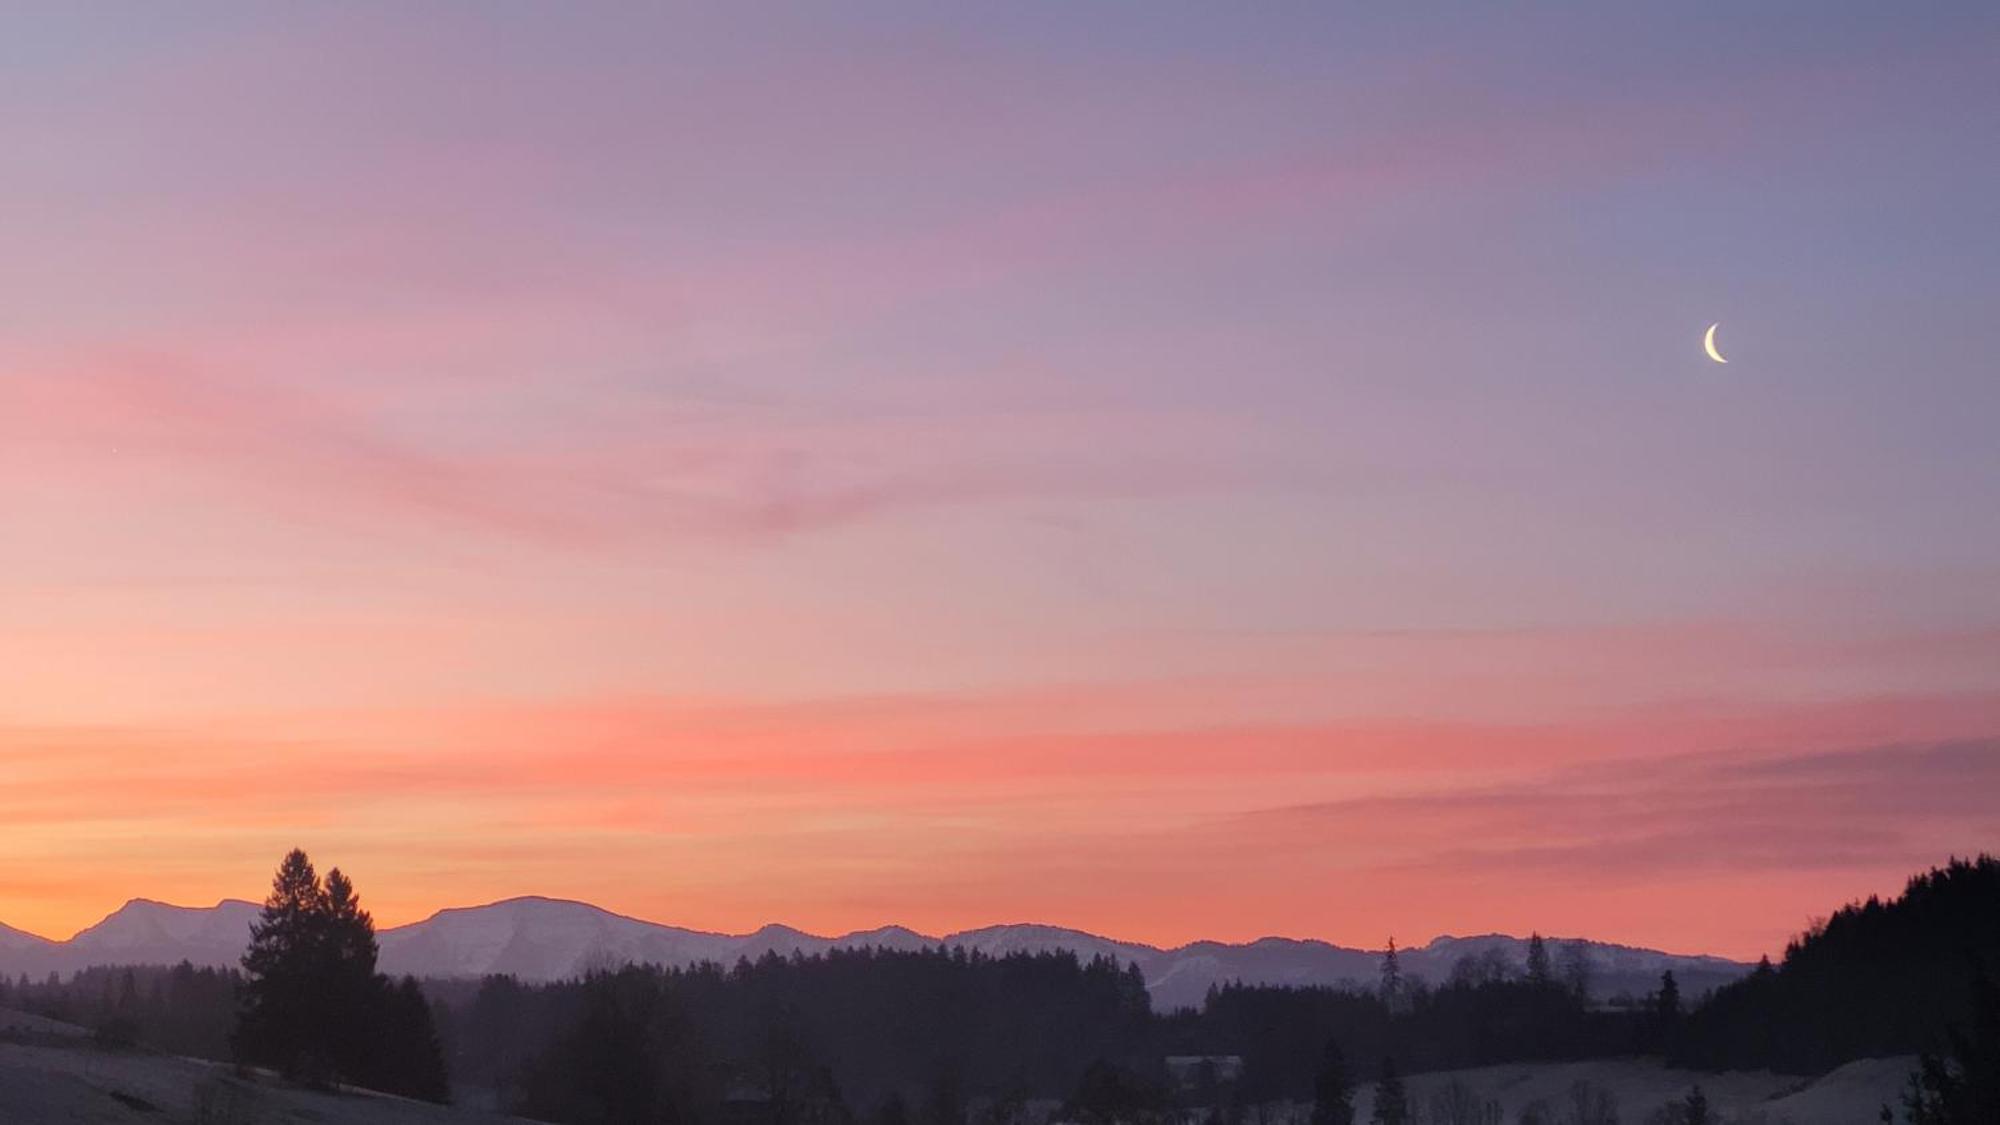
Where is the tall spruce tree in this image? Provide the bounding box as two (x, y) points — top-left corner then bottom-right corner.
(1558, 940), (1594, 1003)
(1655, 969), (1683, 1048)
(319, 867), (381, 1080)
(1380, 940), (1403, 1013)
(382, 975), (452, 1105)
(1311, 1037), (1355, 1125)
(1526, 934), (1553, 990)
(1369, 1057), (1409, 1125)
(1683, 1085), (1711, 1125)
(236, 848), (328, 1078)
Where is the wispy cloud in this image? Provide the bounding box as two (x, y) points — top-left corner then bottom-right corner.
(4, 357), (1269, 549)
(1238, 738), (2000, 882)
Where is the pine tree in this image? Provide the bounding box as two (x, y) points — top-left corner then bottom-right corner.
(1380, 940), (1403, 1012)
(382, 975), (452, 1104)
(1897, 966), (2000, 1124)
(236, 848), (329, 1080)
(1311, 1037), (1355, 1125)
(1370, 1057), (1408, 1125)
(233, 849), (449, 1102)
(1526, 933), (1552, 990)
(321, 869), (378, 973)
(1559, 941), (1594, 1002)
(1655, 969), (1683, 1047)
(1683, 1085), (1710, 1125)
(320, 867), (381, 1081)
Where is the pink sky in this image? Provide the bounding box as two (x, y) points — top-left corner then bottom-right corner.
(3, 7), (1998, 958)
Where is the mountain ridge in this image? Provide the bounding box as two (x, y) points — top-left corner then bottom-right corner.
(1, 896), (1752, 1011)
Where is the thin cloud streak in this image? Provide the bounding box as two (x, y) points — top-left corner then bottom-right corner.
(1237, 739), (2000, 879)
(4, 358), (1272, 549)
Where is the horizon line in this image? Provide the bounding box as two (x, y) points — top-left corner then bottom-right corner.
(6, 892), (1752, 964)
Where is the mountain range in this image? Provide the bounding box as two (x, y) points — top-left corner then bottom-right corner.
(0, 897), (1751, 1011)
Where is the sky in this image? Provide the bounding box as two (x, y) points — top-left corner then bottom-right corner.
(3, 4), (1998, 960)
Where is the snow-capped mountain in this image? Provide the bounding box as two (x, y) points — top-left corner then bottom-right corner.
(0, 897), (1753, 1012)
(376, 898), (739, 980)
(66, 899), (261, 968)
(0, 920), (56, 957)
(1394, 933), (1751, 1006)
(831, 925), (932, 953)
(1145, 936), (1382, 1001)
(942, 923), (1155, 967)
(0, 899), (260, 978)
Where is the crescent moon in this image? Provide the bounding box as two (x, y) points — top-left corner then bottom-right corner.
(1703, 322), (1728, 364)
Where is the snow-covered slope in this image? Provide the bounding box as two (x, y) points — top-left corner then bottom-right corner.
(1358, 1056), (1912, 1125)
(0, 898), (1753, 1012)
(0, 921), (56, 957)
(834, 925), (932, 953)
(0, 1031), (533, 1123)
(1399, 933), (1750, 1003)
(377, 897), (740, 979)
(1144, 936), (1382, 1005)
(940, 923), (1153, 966)
(0, 899), (258, 977)
(65, 899), (260, 969)
(376, 904), (963, 977)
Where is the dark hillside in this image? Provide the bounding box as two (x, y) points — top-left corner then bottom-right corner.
(1675, 856), (2000, 1073)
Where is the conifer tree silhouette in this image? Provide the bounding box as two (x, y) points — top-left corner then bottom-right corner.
(233, 849), (449, 1101)
(1311, 1037), (1355, 1125)
(1369, 1057), (1408, 1125)
(236, 848), (328, 1080)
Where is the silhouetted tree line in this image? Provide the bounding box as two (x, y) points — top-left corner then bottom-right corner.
(3, 852), (451, 1104)
(235, 849), (450, 1102)
(1179, 935), (1667, 1104)
(439, 946), (1155, 1124)
(1672, 855), (2000, 1074)
(0, 961), (239, 1057)
(428, 934), (1673, 1125)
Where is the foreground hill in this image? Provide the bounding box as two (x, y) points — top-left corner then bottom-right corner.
(1364, 1056), (1914, 1125)
(1, 896), (1749, 1011)
(0, 1007), (527, 1124)
(0, 1003), (1913, 1125)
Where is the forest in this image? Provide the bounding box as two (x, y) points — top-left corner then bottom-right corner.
(1670, 855), (2000, 1074)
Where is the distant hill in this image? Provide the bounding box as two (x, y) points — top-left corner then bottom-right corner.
(1399, 933), (1747, 1003)
(0, 896), (1750, 1011)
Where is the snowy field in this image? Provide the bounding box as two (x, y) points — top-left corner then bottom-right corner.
(2, 1005), (1917, 1125)
(0, 1008), (529, 1124)
(1354, 1057), (1917, 1125)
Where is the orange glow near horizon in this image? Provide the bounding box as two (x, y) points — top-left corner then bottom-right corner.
(5, 683), (1998, 960)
